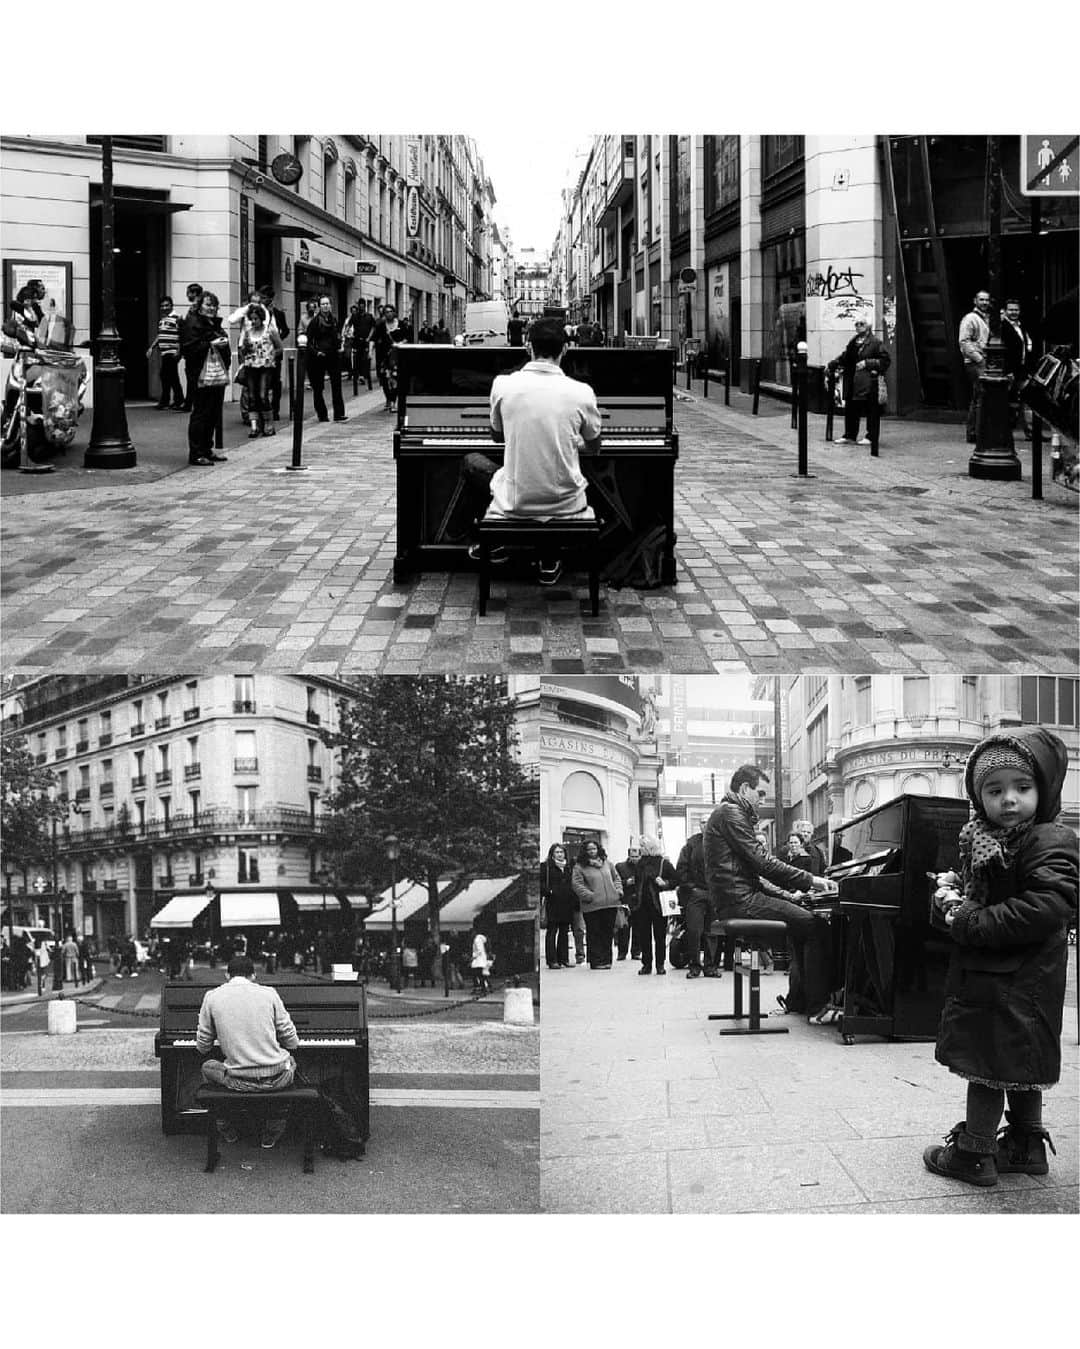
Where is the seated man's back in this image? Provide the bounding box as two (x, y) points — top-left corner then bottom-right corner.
(197, 957), (299, 1078)
(487, 317), (601, 519)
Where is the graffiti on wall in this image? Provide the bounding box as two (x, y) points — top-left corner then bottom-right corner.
(805, 260), (877, 332)
(805, 263), (864, 300)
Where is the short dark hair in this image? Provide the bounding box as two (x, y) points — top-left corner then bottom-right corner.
(227, 955), (255, 977)
(528, 318), (568, 359)
(200, 291), (220, 308)
(160, 295), (173, 306)
(259, 285), (275, 300)
(186, 283), (203, 297)
(1004, 298), (1021, 308)
(730, 763), (769, 793)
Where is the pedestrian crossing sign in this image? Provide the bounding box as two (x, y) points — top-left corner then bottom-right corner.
(1021, 135), (1079, 196)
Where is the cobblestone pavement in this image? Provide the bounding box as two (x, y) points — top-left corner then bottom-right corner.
(2, 388), (1075, 675)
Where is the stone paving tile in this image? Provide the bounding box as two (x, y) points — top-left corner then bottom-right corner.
(2, 398), (1076, 674)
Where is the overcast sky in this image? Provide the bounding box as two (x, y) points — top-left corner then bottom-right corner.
(469, 132), (593, 254)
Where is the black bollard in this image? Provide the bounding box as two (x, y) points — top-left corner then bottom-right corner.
(686, 354), (692, 391)
(214, 405), (223, 451)
(1031, 413), (1042, 500)
(752, 359), (762, 415)
(702, 356), (709, 399)
(790, 362), (799, 430)
(287, 345), (307, 472)
(287, 355), (295, 420)
(724, 356), (730, 406)
(796, 353), (809, 477)
(869, 382), (881, 458)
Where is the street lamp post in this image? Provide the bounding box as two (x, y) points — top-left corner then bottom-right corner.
(204, 880), (217, 966)
(384, 834), (401, 994)
(85, 134), (136, 469)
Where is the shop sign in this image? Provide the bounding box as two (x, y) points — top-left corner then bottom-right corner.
(1021, 135), (1079, 196)
(406, 139), (422, 187)
(299, 240), (310, 263)
(406, 186), (420, 238)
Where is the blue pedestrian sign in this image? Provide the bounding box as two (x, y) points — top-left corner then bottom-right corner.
(1021, 135), (1079, 196)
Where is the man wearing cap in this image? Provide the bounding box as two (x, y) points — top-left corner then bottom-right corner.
(196, 954), (300, 1148)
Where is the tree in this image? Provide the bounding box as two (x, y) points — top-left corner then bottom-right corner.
(1, 733), (61, 895)
(323, 677), (536, 940)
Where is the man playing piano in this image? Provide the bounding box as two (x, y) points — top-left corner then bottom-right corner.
(462, 316), (602, 586)
(196, 954), (301, 1149)
(704, 765), (835, 1019)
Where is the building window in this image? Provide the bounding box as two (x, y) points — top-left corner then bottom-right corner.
(160, 797), (171, 831)
(670, 135), (691, 237)
(806, 676), (827, 710)
(762, 135), (804, 178)
(237, 786), (257, 826)
(808, 784), (828, 829)
(238, 847), (260, 884)
(309, 793), (319, 827)
(156, 691), (170, 728)
(234, 729), (257, 773)
(99, 709), (112, 745)
(76, 718), (89, 751)
(903, 677), (931, 721)
(184, 680), (199, 720)
(961, 676), (978, 721)
(853, 676), (872, 727)
(190, 790), (200, 827)
(807, 712), (828, 778)
(561, 770), (604, 815)
(257, 135), (269, 172)
(761, 232), (805, 386)
(132, 749), (145, 788)
(234, 676), (256, 714)
(1020, 676), (1078, 728)
(705, 135), (739, 215)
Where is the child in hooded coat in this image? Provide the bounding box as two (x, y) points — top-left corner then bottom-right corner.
(924, 726), (1078, 1187)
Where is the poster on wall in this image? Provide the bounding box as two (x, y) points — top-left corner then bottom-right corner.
(3, 259), (74, 344)
(707, 262), (730, 357)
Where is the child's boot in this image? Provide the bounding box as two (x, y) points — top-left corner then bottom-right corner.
(996, 1112), (1056, 1176)
(923, 1121), (999, 1187)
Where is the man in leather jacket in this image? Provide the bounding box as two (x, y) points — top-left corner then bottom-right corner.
(703, 764), (832, 1016)
(614, 842), (642, 961)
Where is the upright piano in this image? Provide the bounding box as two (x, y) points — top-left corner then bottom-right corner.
(154, 981), (369, 1138)
(826, 794), (971, 1042)
(391, 345), (679, 583)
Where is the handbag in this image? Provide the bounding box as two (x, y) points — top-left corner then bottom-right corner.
(538, 897), (547, 930)
(877, 374), (888, 407)
(613, 906), (628, 932)
(199, 344), (229, 388)
(233, 364), (249, 387)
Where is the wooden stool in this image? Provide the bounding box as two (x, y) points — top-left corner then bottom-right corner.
(707, 918), (789, 1035)
(476, 516), (601, 616)
(194, 1084), (322, 1174)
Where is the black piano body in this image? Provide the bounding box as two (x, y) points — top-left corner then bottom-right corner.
(391, 345), (679, 584)
(826, 794), (971, 1042)
(154, 981), (369, 1139)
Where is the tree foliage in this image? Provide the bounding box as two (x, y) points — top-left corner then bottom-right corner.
(322, 677), (536, 935)
(1, 734), (62, 878)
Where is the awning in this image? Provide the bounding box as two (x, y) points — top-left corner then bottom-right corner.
(436, 877), (518, 931)
(150, 892), (213, 928)
(343, 893), (370, 911)
(254, 223), (322, 240)
(92, 197), (192, 216)
(289, 890), (346, 913)
(364, 881), (440, 932)
(219, 891), (281, 928)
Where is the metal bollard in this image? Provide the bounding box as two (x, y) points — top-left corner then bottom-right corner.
(752, 359), (762, 415)
(790, 371), (799, 430)
(287, 344), (307, 472)
(795, 342), (809, 477)
(724, 357), (730, 406)
(287, 355), (295, 420)
(702, 357), (709, 399)
(214, 405), (223, 450)
(825, 366), (836, 442)
(869, 382), (881, 458)
(1031, 413), (1043, 500)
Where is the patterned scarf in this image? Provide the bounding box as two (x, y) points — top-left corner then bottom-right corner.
(958, 813), (1035, 905)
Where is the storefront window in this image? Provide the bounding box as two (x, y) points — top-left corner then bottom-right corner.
(762, 135), (804, 178)
(761, 233), (805, 385)
(706, 135), (739, 214)
(671, 136), (691, 237)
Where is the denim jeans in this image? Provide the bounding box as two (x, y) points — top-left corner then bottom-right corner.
(738, 890), (828, 1015)
(683, 889), (717, 971)
(545, 923), (570, 966)
(633, 907), (668, 972)
(570, 908), (586, 962)
(965, 362), (983, 440)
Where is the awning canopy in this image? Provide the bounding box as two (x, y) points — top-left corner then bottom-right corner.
(289, 890), (346, 913)
(92, 197), (192, 215)
(343, 893), (370, 911)
(150, 892), (213, 928)
(436, 877), (518, 931)
(364, 881), (441, 932)
(219, 891), (281, 928)
(254, 223), (322, 239)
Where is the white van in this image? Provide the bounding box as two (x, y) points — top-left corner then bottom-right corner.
(8, 925), (57, 950)
(461, 300), (512, 347)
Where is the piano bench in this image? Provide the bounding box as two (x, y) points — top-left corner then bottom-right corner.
(707, 919), (790, 1036)
(476, 517), (601, 616)
(194, 1084), (322, 1174)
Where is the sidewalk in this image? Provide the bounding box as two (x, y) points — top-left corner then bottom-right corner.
(539, 953), (1079, 1214)
(1, 975), (105, 1006)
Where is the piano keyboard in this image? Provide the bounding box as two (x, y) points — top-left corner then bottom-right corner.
(169, 1036), (358, 1048)
(416, 436), (667, 448)
(420, 437), (494, 446)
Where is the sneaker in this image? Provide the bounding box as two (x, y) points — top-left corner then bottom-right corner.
(260, 1117), (288, 1149)
(467, 543), (509, 564)
(333, 415), (349, 422)
(655, 967), (666, 975)
(638, 967), (652, 976)
(923, 1123), (999, 1187)
(210, 454), (228, 463)
(216, 1119), (239, 1145)
(857, 437), (872, 446)
(686, 967), (702, 979)
(703, 966), (721, 978)
(538, 560), (563, 586)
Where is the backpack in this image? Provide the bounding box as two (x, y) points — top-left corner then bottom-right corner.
(601, 524), (672, 589)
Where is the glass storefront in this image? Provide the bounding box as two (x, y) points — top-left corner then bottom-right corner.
(762, 233), (805, 386)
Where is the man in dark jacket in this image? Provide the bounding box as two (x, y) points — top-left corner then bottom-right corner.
(302, 295), (347, 422)
(790, 819), (827, 876)
(703, 764), (832, 1015)
(677, 829), (719, 978)
(614, 843), (642, 961)
(1000, 299), (1034, 437)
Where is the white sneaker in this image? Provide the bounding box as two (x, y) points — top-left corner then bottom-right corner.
(857, 437), (872, 446)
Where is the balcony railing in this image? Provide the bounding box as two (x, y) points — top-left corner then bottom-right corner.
(154, 716), (171, 730)
(234, 757), (259, 773)
(157, 875), (175, 890)
(98, 733), (113, 747)
(131, 775), (147, 790)
(100, 781), (114, 797)
(184, 763), (201, 780)
(188, 873), (204, 886)
(75, 786), (91, 801)
(100, 879), (118, 892)
(83, 879), (97, 892)
(233, 700), (257, 714)
(306, 709), (321, 726)
(155, 769), (172, 785)
(35, 752), (47, 764)
(183, 707), (200, 722)
(130, 723), (145, 738)
(76, 739), (89, 754)
(54, 805), (326, 851)
(54, 747), (69, 760)
(307, 765), (323, 782)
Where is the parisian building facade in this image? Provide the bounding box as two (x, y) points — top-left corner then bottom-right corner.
(2, 674), (540, 944)
(551, 135), (1078, 415)
(0, 133), (504, 404)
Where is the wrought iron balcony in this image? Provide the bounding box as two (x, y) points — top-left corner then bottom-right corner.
(154, 716), (171, 730)
(54, 747), (69, 760)
(184, 763), (201, 780)
(307, 765), (323, 782)
(183, 707), (200, 722)
(233, 700), (257, 714)
(76, 740), (89, 754)
(76, 787), (91, 801)
(47, 804), (327, 853)
(155, 769), (172, 785)
(100, 781), (114, 797)
(234, 757), (259, 774)
(130, 723), (145, 738)
(98, 733), (113, 747)
(157, 875), (175, 890)
(131, 775), (147, 790)
(306, 709), (321, 726)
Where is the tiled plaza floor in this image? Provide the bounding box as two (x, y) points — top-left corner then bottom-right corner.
(1, 388), (1075, 675)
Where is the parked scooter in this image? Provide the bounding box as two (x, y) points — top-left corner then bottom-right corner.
(1, 324), (88, 469)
